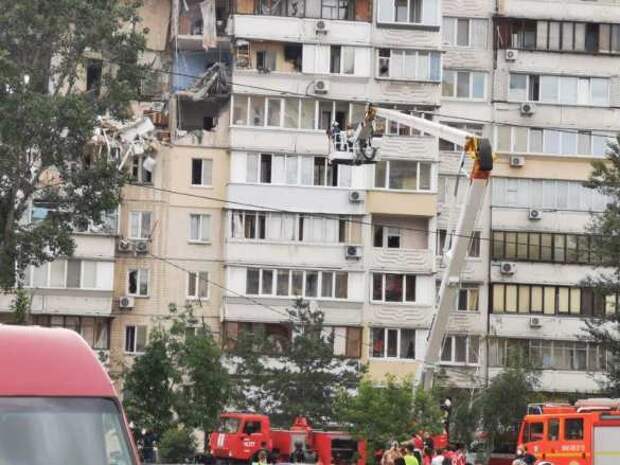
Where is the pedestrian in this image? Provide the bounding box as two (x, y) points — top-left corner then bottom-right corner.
(453, 443), (466, 465)
(403, 444), (420, 465)
(423, 433), (434, 452)
(381, 441), (402, 465)
(443, 445), (455, 465)
(430, 449), (445, 465)
(422, 447), (432, 465)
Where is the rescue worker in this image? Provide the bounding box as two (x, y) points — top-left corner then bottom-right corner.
(403, 444), (419, 465)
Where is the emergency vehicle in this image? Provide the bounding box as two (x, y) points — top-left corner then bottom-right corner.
(517, 398), (620, 465)
(209, 412), (366, 465)
(0, 325), (140, 465)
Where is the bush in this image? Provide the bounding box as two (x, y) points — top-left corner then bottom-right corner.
(158, 426), (197, 463)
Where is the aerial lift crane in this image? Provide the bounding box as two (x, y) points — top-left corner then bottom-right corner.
(328, 105), (493, 390)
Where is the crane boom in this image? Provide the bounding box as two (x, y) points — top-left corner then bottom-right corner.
(328, 105), (493, 389)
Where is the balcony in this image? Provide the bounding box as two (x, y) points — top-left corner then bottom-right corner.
(173, 0), (231, 50)
(367, 191), (436, 216)
(497, 0), (620, 24)
(0, 290), (114, 317)
(488, 367), (602, 392)
(370, 248), (433, 272)
(377, 135), (438, 161)
(489, 313), (586, 339)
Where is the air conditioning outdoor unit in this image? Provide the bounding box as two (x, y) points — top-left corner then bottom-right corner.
(345, 245), (362, 259)
(505, 49), (518, 61)
(520, 102), (536, 116)
(134, 240), (149, 254)
(118, 239), (133, 253)
(348, 190), (364, 203)
(316, 20), (328, 34)
(313, 80), (329, 95)
(119, 295), (135, 310)
(528, 209), (543, 220)
(529, 317), (542, 328)
(510, 155), (525, 167)
(500, 262), (516, 275)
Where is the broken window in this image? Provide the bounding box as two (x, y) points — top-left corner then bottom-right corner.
(131, 155), (153, 184)
(191, 158), (213, 186)
(283, 44), (303, 72)
(86, 59), (102, 95)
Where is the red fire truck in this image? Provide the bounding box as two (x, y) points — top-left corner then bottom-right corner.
(209, 412), (366, 465)
(517, 398), (620, 465)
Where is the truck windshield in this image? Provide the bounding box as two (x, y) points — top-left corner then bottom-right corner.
(0, 397), (134, 465)
(218, 417), (241, 433)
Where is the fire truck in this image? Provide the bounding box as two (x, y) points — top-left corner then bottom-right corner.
(517, 398), (620, 465)
(209, 412), (366, 465)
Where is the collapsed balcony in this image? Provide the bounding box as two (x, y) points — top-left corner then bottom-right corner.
(173, 0), (232, 50)
(234, 0), (371, 22)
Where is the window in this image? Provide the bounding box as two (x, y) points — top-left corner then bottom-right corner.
(376, 49), (441, 81)
(440, 335), (479, 365)
(443, 70), (486, 99)
(443, 18), (488, 48)
(564, 419), (584, 440)
(373, 226), (401, 248)
(32, 316), (110, 350)
(439, 123), (484, 151)
(468, 231), (481, 257)
(377, 0), (438, 25)
(125, 325), (148, 353)
(191, 158), (213, 186)
(187, 271), (209, 299)
(374, 160), (432, 191)
(129, 211), (152, 240)
(458, 285), (479, 311)
(131, 155), (153, 184)
(189, 214), (210, 242)
(509, 73), (609, 106)
(330, 46), (355, 74)
(86, 59), (103, 94)
(246, 268), (348, 299)
(127, 269), (149, 297)
(548, 418), (560, 441)
(25, 260), (105, 290)
(256, 50), (276, 71)
(370, 327), (416, 359)
(372, 273), (416, 303)
(524, 422), (544, 442)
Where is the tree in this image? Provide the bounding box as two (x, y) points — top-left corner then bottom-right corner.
(583, 135), (620, 395)
(335, 376), (444, 461)
(9, 287), (31, 324)
(122, 304), (231, 447)
(168, 304), (231, 443)
(231, 299), (364, 427)
(158, 426), (197, 463)
(0, 0), (146, 289)
(122, 327), (178, 438)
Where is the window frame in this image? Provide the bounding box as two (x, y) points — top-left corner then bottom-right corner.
(374, 159), (433, 192)
(127, 268), (150, 297)
(371, 272), (416, 303)
(245, 267), (349, 300)
(191, 158), (213, 187)
(124, 325), (148, 354)
(375, 48), (442, 82)
(440, 334), (480, 366)
(129, 211), (152, 240)
(187, 271), (210, 300)
(189, 213), (211, 243)
(442, 70), (487, 100)
(508, 73), (609, 106)
(369, 327), (416, 360)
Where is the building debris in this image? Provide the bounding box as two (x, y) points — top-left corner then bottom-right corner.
(175, 62), (230, 101)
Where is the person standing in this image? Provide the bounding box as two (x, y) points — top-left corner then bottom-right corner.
(403, 444), (420, 465)
(382, 441), (402, 465)
(453, 444), (466, 465)
(430, 449), (445, 465)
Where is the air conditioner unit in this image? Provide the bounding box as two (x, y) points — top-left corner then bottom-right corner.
(345, 245), (362, 259)
(529, 317), (542, 328)
(117, 239), (133, 253)
(119, 295), (135, 310)
(528, 209), (543, 220)
(313, 80), (329, 95)
(505, 49), (518, 61)
(520, 102), (536, 116)
(510, 156), (525, 167)
(348, 190), (364, 203)
(500, 262), (516, 275)
(134, 240), (149, 254)
(315, 20), (328, 34)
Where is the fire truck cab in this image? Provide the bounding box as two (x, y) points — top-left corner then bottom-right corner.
(517, 399), (620, 465)
(0, 325), (140, 465)
(210, 412), (366, 465)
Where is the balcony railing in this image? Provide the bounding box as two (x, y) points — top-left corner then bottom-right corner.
(235, 0), (371, 22)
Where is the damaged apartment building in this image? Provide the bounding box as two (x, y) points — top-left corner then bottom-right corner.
(18, 0), (614, 397)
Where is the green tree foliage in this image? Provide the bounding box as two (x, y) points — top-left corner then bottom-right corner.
(122, 327), (178, 437)
(583, 135), (620, 395)
(122, 304), (231, 444)
(9, 287), (31, 325)
(335, 376), (444, 459)
(0, 0), (146, 289)
(158, 426), (197, 463)
(231, 299), (364, 427)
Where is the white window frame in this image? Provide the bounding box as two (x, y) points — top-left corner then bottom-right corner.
(187, 271), (209, 300)
(376, 49), (441, 82)
(508, 73), (610, 106)
(131, 154), (153, 184)
(374, 160), (433, 192)
(369, 327), (417, 360)
(246, 268), (349, 300)
(443, 17), (488, 48)
(442, 70), (487, 100)
(127, 268), (149, 297)
(457, 284), (480, 312)
(329, 45), (356, 75)
(371, 273), (416, 303)
(124, 325), (148, 354)
(189, 213), (211, 243)
(191, 158), (213, 187)
(129, 211), (152, 240)
(440, 334), (479, 366)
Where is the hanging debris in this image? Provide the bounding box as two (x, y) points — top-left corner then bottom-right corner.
(175, 62), (230, 101)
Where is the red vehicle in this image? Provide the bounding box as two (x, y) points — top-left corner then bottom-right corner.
(210, 412), (366, 465)
(0, 325), (140, 465)
(517, 398), (620, 465)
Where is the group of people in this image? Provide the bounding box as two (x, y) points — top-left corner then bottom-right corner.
(379, 440), (467, 465)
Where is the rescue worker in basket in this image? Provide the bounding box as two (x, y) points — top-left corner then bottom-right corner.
(327, 113), (377, 165)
